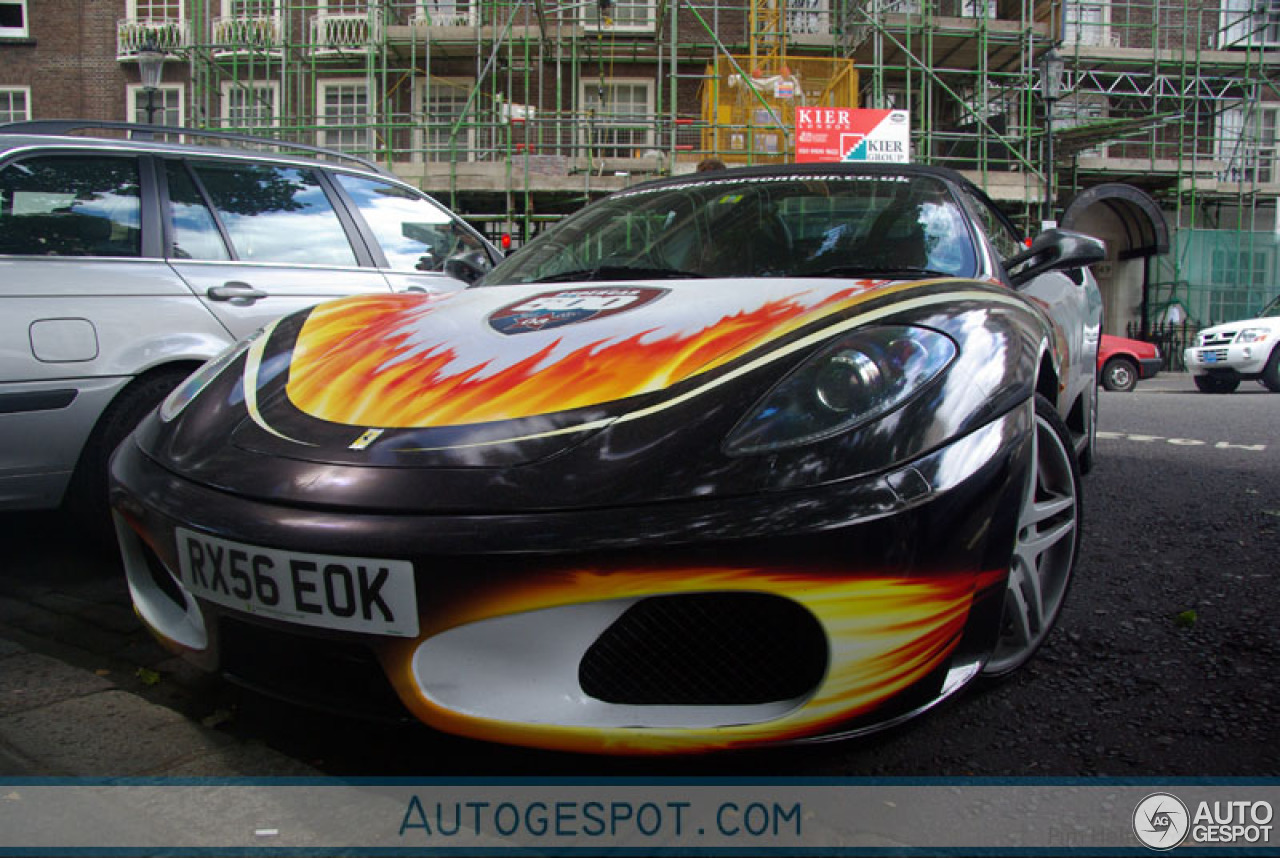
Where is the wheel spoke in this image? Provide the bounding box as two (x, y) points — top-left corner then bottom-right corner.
(1009, 553), (1044, 635)
(1026, 493), (1075, 528)
(1005, 567), (1035, 646)
(1019, 510), (1076, 559)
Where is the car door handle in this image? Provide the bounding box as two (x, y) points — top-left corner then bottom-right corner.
(207, 282), (268, 303)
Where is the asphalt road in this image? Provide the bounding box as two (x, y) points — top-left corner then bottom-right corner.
(1, 376), (1276, 777)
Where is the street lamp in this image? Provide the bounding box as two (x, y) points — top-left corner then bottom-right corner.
(1037, 47), (1065, 227)
(136, 38), (166, 125)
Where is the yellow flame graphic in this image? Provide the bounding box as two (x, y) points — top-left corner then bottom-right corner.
(383, 566), (1004, 754)
(285, 286), (883, 428)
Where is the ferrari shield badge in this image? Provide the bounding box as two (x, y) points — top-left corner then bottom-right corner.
(488, 287), (668, 335)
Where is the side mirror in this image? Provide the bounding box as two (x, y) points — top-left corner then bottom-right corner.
(443, 250), (490, 285)
(1006, 229), (1106, 287)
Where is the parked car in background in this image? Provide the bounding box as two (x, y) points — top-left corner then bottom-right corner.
(114, 163), (1104, 754)
(1184, 294), (1280, 393)
(1097, 334), (1162, 392)
(0, 120), (499, 535)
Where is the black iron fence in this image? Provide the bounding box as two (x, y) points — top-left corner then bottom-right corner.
(1124, 320), (1201, 372)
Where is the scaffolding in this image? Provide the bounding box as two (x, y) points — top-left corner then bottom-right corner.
(113, 0), (1280, 324)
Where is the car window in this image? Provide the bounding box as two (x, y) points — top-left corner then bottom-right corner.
(483, 173), (980, 284)
(186, 160), (356, 266)
(961, 189), (1024, 263)
(335, 173), (490, 273)
(0, 155), (142, 257)
(164, 160), (230, 261)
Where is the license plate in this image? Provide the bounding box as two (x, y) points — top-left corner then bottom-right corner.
(175, 528), (419, 637)
(1204, 351), (1218, 364)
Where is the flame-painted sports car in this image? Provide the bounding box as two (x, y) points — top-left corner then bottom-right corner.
(111, 163), (1104, 754)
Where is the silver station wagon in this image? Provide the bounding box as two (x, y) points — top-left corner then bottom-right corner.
(0, 120), (499, 535)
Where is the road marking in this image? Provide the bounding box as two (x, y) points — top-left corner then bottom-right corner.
(1098, 431), (1268, 451)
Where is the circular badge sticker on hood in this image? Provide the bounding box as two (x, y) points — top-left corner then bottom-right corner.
(488, 286), (669, 335)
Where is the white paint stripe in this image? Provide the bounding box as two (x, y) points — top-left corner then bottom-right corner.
(243, 318), (316, 447)
(1098, 431), (1267, 451)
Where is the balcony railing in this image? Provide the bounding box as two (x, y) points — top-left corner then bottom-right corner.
(310, 13), (384, 53)
(409, 3), (478, 27)
(211, 15), (283, 55)
(116, 18), (188, 60)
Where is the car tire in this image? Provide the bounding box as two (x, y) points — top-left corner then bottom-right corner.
(1262, 346), (1280, 393)
(65, 366), (193, 547)
(1078, 375), (1097, 475)
(1193, 374), (1240, 394)
(982, 394), (1082, 678)
(1100, 357), (1138, 392)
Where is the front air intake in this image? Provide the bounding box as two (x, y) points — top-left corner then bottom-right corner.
(578, 592), (828, 706)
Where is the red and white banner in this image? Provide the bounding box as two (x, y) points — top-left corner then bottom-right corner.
(795, 108), (910, 163)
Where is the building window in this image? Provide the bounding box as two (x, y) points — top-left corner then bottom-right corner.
(417, 0), (475, 26)
(214, 0), (282, 52)
(878, 0), (922, 13)
(312, 0), (378, 53)
(956, 0), (996, 19)
(223, 0), (279, 14)
(129, 0), (181, 21)
(581, 0), (654, 31)
(0, 0), (28, 37)
(415, 78), (473, 163)
(0, 87), (30, 123)
(318, 79), (371, 155)
(120, 1), (185, 58)
(1064, 1), (1110, 46)
(221, 81), (278, 132)
(1217, 104), (1279, 184)
(787, 0), (830, 34)
(129, 84), (184, 127)
(582, 79), (654, 158)
(1220, 0), (1280, 47)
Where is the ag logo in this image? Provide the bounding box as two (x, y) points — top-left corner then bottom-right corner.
(488, 287), (667, 335)
(1134, 793), (1190, 850)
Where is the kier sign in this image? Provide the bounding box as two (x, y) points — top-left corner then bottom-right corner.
(795, 108), (910, 163)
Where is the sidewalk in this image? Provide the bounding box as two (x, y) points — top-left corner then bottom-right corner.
(0, 512), (316, 777)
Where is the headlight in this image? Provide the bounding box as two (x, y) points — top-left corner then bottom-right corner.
(724, 325), (956, 455)
(1237, 327), (1270, 344)
(159, 330), (263, 422)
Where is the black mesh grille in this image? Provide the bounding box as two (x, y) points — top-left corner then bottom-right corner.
(219, 617), (411, 722)
(578, 592), (827, 705)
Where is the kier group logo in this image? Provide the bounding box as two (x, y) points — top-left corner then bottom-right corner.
(489, 287), (668, 335)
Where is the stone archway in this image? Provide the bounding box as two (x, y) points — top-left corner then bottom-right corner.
(1060, 184), (1169, 336)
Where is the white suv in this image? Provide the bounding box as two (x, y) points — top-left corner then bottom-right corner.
(0, 120), (499, 536)
(1183, 294), (1280, 393)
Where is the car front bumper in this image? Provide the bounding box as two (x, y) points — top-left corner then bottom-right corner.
(112, 403), (1032, 755)
(1184, 343), (1270, 376)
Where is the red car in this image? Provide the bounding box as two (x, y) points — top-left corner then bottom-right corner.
(1098, 334), (1162, 391)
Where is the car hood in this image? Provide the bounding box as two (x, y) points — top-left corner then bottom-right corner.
(1199, 316), (1280, 339)
(282, 280), (894, 428)
(220, 277), (907, 465)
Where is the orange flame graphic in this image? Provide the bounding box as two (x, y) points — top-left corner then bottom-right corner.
(285, 286), (882, 428)
(383, 566), (1005, 754)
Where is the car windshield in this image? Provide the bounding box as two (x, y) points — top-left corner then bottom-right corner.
(479, 172), (980, 285)
(1261, 294), (1280, 317)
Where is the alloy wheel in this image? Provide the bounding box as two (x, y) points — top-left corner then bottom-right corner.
(983, 396), (1081, 676)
